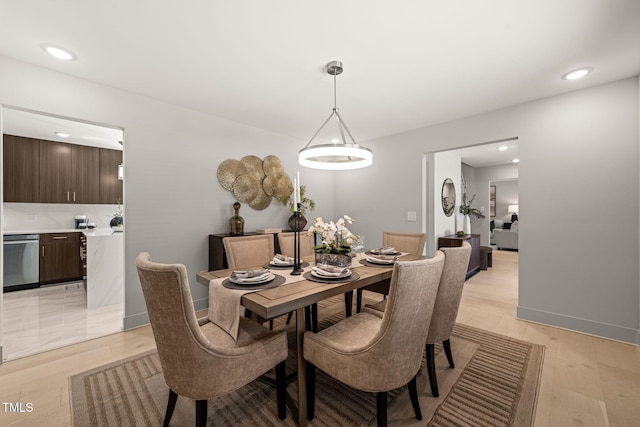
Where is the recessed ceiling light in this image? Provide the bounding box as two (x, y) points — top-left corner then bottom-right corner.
(561, 67), (593, 81)
(55, 132), (69, 138)
(41, 44), (77, 61)
(497, 146), (508, 151)
(512, 158), (520, 163)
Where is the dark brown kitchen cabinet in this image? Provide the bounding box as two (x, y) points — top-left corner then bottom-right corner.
(39, 232), (83, 284)
(39, 140), (100, 203)
(3, 134), (40, 202)
(4, 135), (121, 204)
(99, 148), (123, 204)
(39, 139), (71, 203)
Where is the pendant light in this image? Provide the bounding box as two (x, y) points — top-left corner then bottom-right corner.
(298, 61), (373, 170)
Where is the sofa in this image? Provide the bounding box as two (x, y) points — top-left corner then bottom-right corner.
(493, 220), (518, 250)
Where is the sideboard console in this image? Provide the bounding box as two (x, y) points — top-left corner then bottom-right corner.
(437, 234), (481, 275)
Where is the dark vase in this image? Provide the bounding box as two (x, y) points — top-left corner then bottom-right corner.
(288, 213), (307, 231)
(110, 216), (123, 227)
(230, 202), (245, 236)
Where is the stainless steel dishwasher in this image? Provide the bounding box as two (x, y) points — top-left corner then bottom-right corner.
(3, 234), (40, 292)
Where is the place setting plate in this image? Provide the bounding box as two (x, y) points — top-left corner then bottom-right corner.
(366, 249), (400, 256)
(359, 258), (397, 267)
(222, 273), (287, 290)
(263, 261), (310, 270)
(303, 270), (360, 284)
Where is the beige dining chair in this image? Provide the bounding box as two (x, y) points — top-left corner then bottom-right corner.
(277, 231), (315, 258)
(135, 252), (288, 427)
(364, 242), (471, 398)
(223, 234), (290, 329)
(304, 253), (445, 426)
(355, 231), (427, 313)
(222, 234), (275, 269)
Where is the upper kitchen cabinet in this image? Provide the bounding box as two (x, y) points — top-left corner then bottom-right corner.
(3, 134), (40, 202)
(39, 139), (100, 204)
(99, 148), (123, 204)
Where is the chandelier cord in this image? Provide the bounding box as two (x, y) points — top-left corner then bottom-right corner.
(333, 71), (337, 111)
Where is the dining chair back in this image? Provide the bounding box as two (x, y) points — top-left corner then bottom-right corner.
(223, 234), (275, 269)
(354, 231), (428, 313)
(135, 252), (288, 426)
(277, 232), (315, 258)
(382, 231), (426, 256)
(304, 252), (445, 426)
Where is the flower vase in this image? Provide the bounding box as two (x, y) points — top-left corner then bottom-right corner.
(463, 214), (471, 234)
(314, 253), (352, 268)
(110, 216), (123, 232)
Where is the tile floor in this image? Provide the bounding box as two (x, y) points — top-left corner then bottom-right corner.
(1, 281), (122, 361)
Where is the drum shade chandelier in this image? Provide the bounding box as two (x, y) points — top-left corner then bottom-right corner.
(298, 61), (373, 170)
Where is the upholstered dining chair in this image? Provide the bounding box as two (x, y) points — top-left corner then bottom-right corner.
(223, 234), (289, 329)
(364, 242), (471, 398)
(135, 252), (288, 427)
(222, 234), (275, 269)
(423, 242), (471, 397)
(355, 231), (427, 313)
(304, 253), (445, 426)
(277, 231), (315, 258)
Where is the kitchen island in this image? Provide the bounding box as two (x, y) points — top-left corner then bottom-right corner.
(84, 229), (123, 308)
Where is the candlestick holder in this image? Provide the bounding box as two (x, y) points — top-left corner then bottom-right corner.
(291, 204), (304, 275)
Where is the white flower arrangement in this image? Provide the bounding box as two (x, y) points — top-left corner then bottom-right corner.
(307, 215), (359, 254)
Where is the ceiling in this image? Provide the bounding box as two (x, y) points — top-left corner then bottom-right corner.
(1, 1), (639, 161)
(3, 108), (123, 150)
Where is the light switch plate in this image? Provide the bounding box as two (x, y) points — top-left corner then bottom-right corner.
(407, 211), (417, 221)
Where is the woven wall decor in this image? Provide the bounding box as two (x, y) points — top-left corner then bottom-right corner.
(217, 155), (293, 210)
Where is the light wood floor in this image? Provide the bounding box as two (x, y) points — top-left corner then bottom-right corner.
(0, 249), (638, 426)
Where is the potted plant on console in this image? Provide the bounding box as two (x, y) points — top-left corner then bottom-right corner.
(110, 202), (124, 232)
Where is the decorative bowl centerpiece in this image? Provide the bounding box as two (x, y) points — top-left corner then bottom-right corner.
(308, 215), (358, 267)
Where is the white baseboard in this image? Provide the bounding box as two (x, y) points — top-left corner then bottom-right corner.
(517, 306), (638, 345)
(123, 297), (209, 330)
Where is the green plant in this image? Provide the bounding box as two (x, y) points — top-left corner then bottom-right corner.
(282, 185), (315, 216)
(459, 193), (476, 215)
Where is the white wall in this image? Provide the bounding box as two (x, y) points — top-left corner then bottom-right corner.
(1, 55), (638, 344)
(494, 180), (519, 223)
(336, 77), (639, 344)
(473, 164), (519, 245)
(432, 152), (462, 255)
(0, 56), (335, 331)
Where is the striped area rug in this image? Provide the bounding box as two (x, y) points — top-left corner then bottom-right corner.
(70, 303), (543, 426)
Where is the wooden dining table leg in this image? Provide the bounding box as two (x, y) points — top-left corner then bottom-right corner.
(295, 306), (308, 427)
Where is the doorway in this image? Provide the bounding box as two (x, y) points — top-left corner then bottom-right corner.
(1, 106), (125, 362)
(422, 137), (519, 258)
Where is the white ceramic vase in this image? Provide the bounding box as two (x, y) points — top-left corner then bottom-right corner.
(463, 215), (471, 234)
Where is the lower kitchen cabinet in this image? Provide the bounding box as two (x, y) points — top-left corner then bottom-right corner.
(40, 232), (83, 284)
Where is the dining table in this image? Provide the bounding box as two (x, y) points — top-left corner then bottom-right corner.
(196, 251), (421, 427)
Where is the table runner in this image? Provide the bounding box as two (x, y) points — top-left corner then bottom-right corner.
(208, 252), (376, 340)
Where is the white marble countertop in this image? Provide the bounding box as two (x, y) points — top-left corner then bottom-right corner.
(2, 228), (122, 236)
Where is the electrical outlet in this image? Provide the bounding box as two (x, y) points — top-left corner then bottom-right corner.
(407, 211), (417, 222)
(25, 214), (37, 223)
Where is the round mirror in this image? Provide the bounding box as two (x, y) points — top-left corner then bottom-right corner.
(441, 178), (456, 217)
